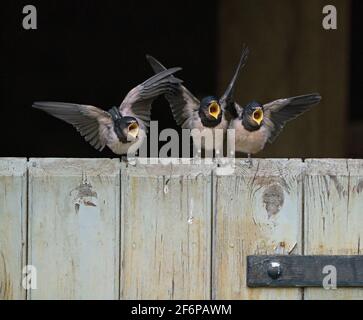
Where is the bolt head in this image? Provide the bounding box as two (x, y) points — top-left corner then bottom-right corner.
(267, 261), (282, 279)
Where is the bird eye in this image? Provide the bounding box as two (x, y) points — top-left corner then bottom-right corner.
(208, 102), (220, 119)
(252, 109), (263, 125)
(127, 122), (139, 138)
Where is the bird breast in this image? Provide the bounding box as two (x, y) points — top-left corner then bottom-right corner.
(231, 119), (269, 154)
(107, 129), (146, 155)
(191, 116), (228, 153)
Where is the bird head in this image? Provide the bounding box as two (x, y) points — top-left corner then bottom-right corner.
(242, 101), (264, 130)
(199, 96), (222, 127)
(114, 116), (140, 143)
(109, 106), (140, 143)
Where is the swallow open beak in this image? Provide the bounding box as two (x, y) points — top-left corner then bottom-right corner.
(127, 122), (139, 139)
(252, 108), (264, 125)
(209, 101), (221, 120)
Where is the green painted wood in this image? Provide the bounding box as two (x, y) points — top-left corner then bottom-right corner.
(0, 158), (27, 300)
(213, 159), (304, 299)
(28, 158), (120, 299)
(1, 158), (363, 300)
(120, 159), (213, 299)
(304, 159), (363, 299)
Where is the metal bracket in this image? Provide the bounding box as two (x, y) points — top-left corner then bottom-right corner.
(247, 255), (363, 287)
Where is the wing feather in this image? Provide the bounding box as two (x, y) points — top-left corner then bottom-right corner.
(219, 45), (249, 117)
(263, 93), (321, 143)
(146, 55), (200, 129)
(120, 67), (183, 129)
(32, 101), (113, 151)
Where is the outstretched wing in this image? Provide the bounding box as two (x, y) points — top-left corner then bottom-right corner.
(146, 55), (200, 129)
(120, 67), (183, 129)
(33, 101), (113, 151)
(263, 93), (322, 143)
(219, 45), (249, 118)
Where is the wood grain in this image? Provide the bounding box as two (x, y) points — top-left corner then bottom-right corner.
(304, 159), (363, 299)
(120, 159), (213, 299)
(213, 159), (304, 299)
(0, 158), (27, 300)
(2, 157), (363, 299)
(28, 158), (120, 299)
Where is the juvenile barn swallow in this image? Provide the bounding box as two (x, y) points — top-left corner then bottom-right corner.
(229, 93), (322, 163)
(33, 68), (182, 155)
(146, 46), (249, 157)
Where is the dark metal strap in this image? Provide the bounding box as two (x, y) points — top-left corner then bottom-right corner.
(247, 255), (363, 287)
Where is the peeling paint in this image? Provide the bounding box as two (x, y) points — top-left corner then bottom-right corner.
(329, 175), (346, 197)
(355, 180), (363, 194)
(84, 200), (97, 207)
(187, 198), (194, 224)
(163, 177), (170, 194)
(75, 181), (98, 199)
(358, 237), (361, 255)
(288, 242), (297, 254)
(71, 178), (98, 213)
(262, 184), (284, 218)
(274, 241), (286, 254)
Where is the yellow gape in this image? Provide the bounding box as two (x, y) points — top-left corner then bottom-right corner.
(128, 122), (139, 138)
(208, 101), (221, 120)
(252, 108), (264, 125)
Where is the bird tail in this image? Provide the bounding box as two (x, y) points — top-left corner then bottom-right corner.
(145, 54), (168, 74)
(220, 44), (249, 105)
(136, 67), (183, 101)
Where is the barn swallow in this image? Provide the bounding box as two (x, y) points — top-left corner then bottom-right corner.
(229, 93), (322, 165)
(146, 45), (249, 157)
(33, 68), (182, 155)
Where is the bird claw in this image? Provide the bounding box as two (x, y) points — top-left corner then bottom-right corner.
(214, 150), (222, 166)
(192, 156), (201, 165)
(247, 158), (253, 168)
(247, 154), (253, 168)
(121, 155), (137, 166)
(240, 155), (253, 168)
(191, 150), (202, 164)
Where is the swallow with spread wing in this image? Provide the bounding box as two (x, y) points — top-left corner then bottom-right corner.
(229, 93), (322, 164)
(146, 46), (249, 157)
(33, 68), (182, 155)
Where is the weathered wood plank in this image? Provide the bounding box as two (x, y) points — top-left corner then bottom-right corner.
(0, 158), (27, 300)
(304, 159), (363, 299)
(120, 159), (212, 299)
(213, 159), (303, 299)
(28, 158), (120, 299)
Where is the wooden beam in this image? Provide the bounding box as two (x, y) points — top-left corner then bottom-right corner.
(28, 158), (120, 299)
(304, 159), (363, 299)
(120, 160), (213, 299)
(213, 159), (303, 299)
(0, 158), (27, 300)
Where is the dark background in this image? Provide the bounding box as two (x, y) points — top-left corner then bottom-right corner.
(0, 0), (361, 158)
